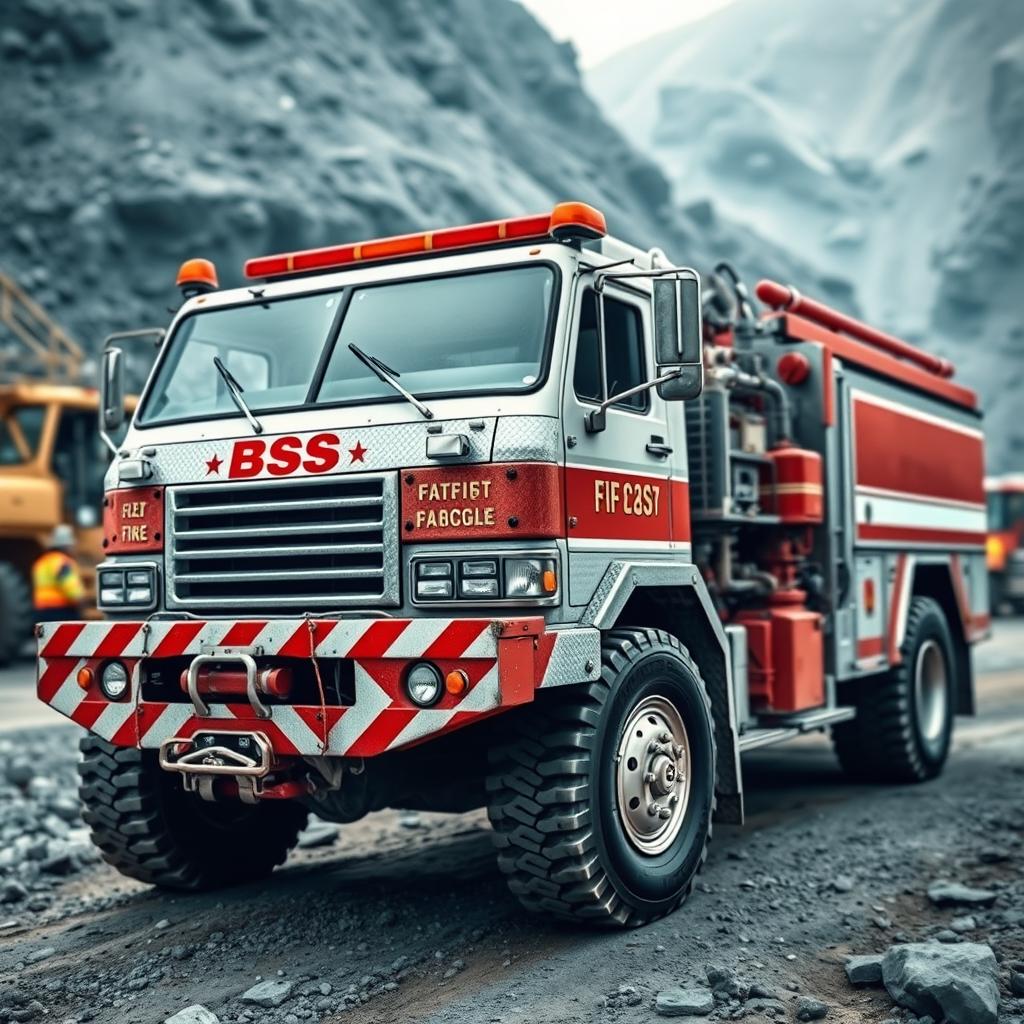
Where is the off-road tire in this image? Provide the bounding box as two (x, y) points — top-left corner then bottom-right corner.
(486, 628), (716, 927)
(79, 735), (307, 890)
(832, 596), (955, 783)
(0, 562), (31, 666)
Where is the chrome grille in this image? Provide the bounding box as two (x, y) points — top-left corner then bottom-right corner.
(166, 473), (399, 610)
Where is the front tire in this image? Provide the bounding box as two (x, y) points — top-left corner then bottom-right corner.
(832, 596), (955, 783)
(78, 736), (307, 890)
(486, 628), (716, 926)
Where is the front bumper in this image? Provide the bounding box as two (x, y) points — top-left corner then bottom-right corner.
(37, 616), (600, 758)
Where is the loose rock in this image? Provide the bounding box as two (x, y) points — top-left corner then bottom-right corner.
(845, 953), (884, 985)
(882, 942), (999, 1024)
(926, 881), (997, 908)
(241, 980), (294, 1008)
(165, 1007), (219, 1024)
(796, 996), (829, 1020)
(655, 987), (715, 1017)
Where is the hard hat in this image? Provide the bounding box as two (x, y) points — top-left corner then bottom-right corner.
(49, 524), (76, 550)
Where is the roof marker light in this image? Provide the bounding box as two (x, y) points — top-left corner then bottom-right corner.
(176, 258), (219, 298)
(243, 202), (608, 280)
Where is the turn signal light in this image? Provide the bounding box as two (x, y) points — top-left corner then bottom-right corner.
(542, 569), (558, 594)
(76, 667), (93, 691)
(445, 669), (469, 696)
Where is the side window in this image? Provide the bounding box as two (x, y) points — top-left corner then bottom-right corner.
(573, 289), (648, 412)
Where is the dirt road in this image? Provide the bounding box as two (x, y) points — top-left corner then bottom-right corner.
(1, 625), (1023, 1023)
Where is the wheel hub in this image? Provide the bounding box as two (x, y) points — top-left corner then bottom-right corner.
(615, 696), (692, 856)
(914, 638), (948, 747)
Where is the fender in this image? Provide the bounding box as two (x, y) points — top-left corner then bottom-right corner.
(581, 561), (744, 824)
(889, 553), (984, 715)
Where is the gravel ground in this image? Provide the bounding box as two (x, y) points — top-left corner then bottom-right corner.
(0, 661), (1022, 1024)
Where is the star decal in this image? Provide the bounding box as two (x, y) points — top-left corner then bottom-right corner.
(349, 441), (367, 463)
(205, 454), (223, 475)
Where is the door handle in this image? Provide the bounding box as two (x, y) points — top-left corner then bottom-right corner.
(646, 436), (673, 458)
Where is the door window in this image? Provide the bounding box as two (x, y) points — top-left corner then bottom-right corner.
(53, 411), (107, 522)
(573, 289), (648, 412)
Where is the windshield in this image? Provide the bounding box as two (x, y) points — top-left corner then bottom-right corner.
(0, 405), (45, 465)
(988, 491), (1024, 531)
(138, 265), (556, 427)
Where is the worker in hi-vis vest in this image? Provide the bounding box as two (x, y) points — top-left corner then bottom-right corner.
(32, 524), (84, 623)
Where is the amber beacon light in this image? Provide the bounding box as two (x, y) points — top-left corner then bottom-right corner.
(176, 258), (219, 299)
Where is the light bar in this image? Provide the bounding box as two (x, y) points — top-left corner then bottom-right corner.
(244, 201), (607, 280)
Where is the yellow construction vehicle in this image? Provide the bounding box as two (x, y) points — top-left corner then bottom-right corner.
(0, 270), (133, 662)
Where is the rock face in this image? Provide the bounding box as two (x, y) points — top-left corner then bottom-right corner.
(589, 0), (1024, 471)
(881, 942), (999, 1024)
(0, 0), (834, 392)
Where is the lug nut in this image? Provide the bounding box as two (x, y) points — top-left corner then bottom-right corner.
(659, 731), (672, 743)
(658, 807), (672, 820)
(672, 743), (684, 757)
(669, 793), (679, 806)
(643, 771), (656, 783)
(648, 802), (661, 817)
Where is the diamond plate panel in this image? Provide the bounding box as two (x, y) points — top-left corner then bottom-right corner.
(492, 416), (561, 462)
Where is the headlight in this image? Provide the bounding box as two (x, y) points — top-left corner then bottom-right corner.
(413, 555), (558, 603)
(98, 566), (156, 609)
(100, 661), (130, 700)
(415, 561), (453, 600)
(405, 662), (442, 707)
(504, 558), (558, 598)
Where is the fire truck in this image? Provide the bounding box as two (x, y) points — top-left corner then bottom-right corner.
(37, 203), (989, 926)
(985, 474), (1024, 613)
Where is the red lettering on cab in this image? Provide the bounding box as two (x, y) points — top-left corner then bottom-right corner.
(227, 434), (342, 479)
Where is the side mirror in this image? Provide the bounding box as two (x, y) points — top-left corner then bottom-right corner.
(100, 346), (125, 437)
(653, 274), (703, 401)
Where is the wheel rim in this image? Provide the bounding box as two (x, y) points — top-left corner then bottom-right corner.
(615, 695), (691, 856)
(914, 638), (948, 746)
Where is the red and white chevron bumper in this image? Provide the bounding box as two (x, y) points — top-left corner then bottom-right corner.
(37, 617), (600, 757)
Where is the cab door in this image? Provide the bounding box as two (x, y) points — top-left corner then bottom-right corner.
(562, 283), (675, 605)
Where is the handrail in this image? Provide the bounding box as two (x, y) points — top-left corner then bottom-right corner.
(756, 279), (954, 379)
(0, 269), (84, 384)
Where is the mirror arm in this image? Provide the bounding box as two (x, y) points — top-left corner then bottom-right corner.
(584, 368), (682, 434)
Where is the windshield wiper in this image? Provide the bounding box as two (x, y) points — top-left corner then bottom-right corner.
(213, 356), (263, 435)
(347, 343), (434, 420)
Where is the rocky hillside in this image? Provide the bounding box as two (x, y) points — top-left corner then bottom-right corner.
(589, 0), (1024, 469)
(0, 0), (836, 378)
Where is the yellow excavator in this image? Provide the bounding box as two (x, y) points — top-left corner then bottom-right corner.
(0, 271), (132, 662)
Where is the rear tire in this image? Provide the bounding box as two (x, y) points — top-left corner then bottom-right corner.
(486, 628), (716, 926)
(78, 735), (307, 890)
(0, 562), (31, 666)
(832, 596), (955, 783)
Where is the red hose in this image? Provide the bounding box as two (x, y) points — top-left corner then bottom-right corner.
(756, 280), (954, 379)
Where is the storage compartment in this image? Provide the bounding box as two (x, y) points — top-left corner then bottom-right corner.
(735, 603), (825, 713)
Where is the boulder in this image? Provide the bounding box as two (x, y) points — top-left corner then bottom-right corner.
(882, 943), (999, 1024)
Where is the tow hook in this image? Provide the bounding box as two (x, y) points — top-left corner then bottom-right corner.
(159, 731), (274, 804)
